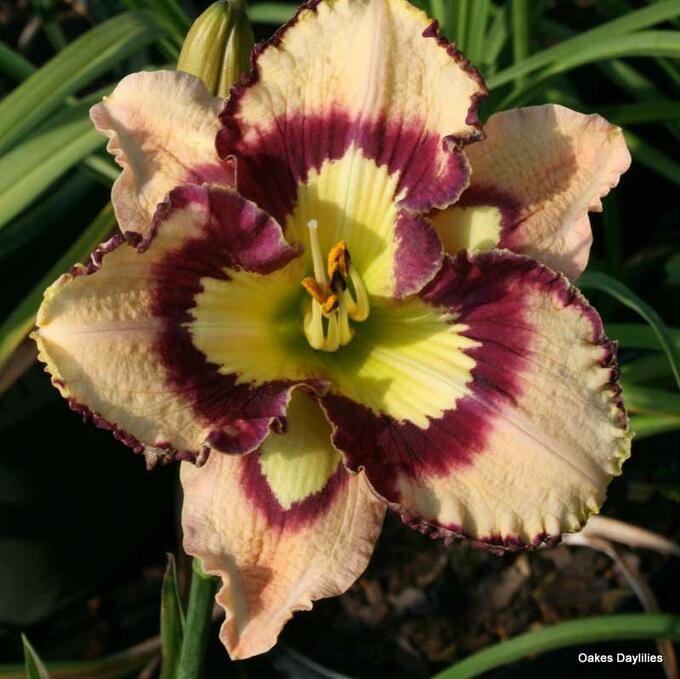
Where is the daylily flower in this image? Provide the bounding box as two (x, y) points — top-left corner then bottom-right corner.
(33, 0), (632, 660)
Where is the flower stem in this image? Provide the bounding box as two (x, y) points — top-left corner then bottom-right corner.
(176, 559), (218, 679)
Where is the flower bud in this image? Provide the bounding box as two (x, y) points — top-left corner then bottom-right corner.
(178, 0), (255, 97)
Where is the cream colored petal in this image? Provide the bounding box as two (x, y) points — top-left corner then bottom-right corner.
(218, 0), (486, 298)
(91, 70), (233, 236)
(181, 393), (385, 659)
(33, 185), (317, 463)
(323, 250), (631, 550)
(432, 105), (631, 279)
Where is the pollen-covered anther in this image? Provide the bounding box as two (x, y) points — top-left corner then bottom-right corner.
(302, 220), (369, 352)
(327, 240), (350, 291)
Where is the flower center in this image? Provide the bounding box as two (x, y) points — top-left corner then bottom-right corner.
(301, 219), (369, 352)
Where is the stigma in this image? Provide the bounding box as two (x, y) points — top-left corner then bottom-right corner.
(301, 219), (369, 352)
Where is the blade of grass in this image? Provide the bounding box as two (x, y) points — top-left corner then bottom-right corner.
(621, 383), (680, 416)
(597, 101), (680, 126)
(247, 3), (297, 24)
(606, 323), (680, 351)
(0, 41), (35, 80)
(430, 0), (448, 28)
(563, 535), (679, 677)
(176, 560), (218, 679)
(497, 31), (680, 109)
(0, 43), (121, 191)
(657, 56), (680, 91)
(481, 3), (507, 75)
(451, 0), (469, 50)
(22, 636), (49, 679)
(0, 637), (159, 679)
(631, 414), (680, 439)
(81, 155), (120, 186)
(0, 91), (109, 231)
(124, 0), (189, 45)
(539, 18), (680, 139)
(579, 271), (680, 390)
(0, 204), (116, 375)
(32, 0), (68, 52)
(466, 0), (490, 64)
(160, 554), (185, 679)
(488, 0), (680, 90)
(0, 171), (96, 259)
(0, 11), (161, 154)
(621, 353), (676, 383)
(432, 614), (680, 679)
(623, 129), (680, 186)
(511, 0), (529, 90)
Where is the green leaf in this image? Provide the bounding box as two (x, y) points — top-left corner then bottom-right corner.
(597, 101), (680, 126)
(0, 204), (116, 375)
(510, 0), (530, 90)
(0, 171), (96, 260)
(247, 2), (297, 25)
(0, 11), (161, 154)
(22, 635), (50, 679)
(631, 414), (680, 439)
(539, 18), (680, 138)
(1, 637), (159, 678)
(161, 554), (185, 679)
(465, 0), (490, 65)
(622, 384), (680, 416)
(623, 130), (680, 186)
(606, 323), (680, 351)
(81, 155), (121, 186)
(0, 91), (109, 232)
(432, 614), (680, 679)
(430, 0), (448, 34)
(579, 271), (680, 391)
(124, 0), (190, 45)
(481, 4), (508, 75)
(0, 41), (34, 81)
(488, 0), (680, 90)
(451, 0), (469, 49)
(667, 254), (680, 285)
(621, 353), (676, 383)
(176, 559), (218, 679)
(498, 30), (680, 108)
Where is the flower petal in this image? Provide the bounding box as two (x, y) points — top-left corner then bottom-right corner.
(217, 0), (486, 298)
(181, 391), (385, 659)
(322, 250), (631, 550)
(431, 105), (631, 279)
(91, 70), (234, 236)
(33, 185), (324, 465)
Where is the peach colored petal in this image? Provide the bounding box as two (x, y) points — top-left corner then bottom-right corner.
(432, 105), (631, 279)
(323, 250), (631, 551)
(91, 70), (233, 236)
(181, 392), (385, 659)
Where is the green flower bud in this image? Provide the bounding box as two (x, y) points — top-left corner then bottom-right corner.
(178, 0), (255, 97)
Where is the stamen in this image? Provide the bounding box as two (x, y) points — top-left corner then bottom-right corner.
(327, 240), (349, 291)
(301, 277), (326, 305)
(301, 220), (367, 351)
(325, 313), (340, 352)
(323, 293), (339, 315)
(337, 293), (354, 346)
(303, 300), (325, 350)
(348, 267), (370, 321)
